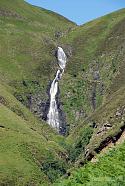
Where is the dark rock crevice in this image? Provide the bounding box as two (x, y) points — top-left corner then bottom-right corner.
(91, 82), (97, 110)
(86, 124), (125, 161)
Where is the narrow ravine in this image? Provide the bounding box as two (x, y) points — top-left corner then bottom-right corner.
(89, 125), (125, 163)
(47, 47), (67, 133)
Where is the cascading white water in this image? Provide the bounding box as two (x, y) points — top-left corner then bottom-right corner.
(57, 47), (67, 69)
(47, 47), (67, 131)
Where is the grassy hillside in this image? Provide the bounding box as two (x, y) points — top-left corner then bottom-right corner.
(0, 0), (75, 109)
(54, 142), (125, 186)
(59, 8), (125, 166)
(0, 0), (125, 185)
(0, 1), (75, 185)
(0, 82), (70, 185)
(60, 9), (125, 130)
(65, 85), (125, 164)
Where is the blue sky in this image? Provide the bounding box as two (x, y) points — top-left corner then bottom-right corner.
(26, 0), (125, 25)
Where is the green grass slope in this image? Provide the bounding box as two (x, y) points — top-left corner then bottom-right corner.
(0, 83), (69, 185)
(57, 9), (125, 175)
(54, 142), (125, 186)
(60, 8), (125, 130)
(0, 0), (75, 103)
(0, 1), (75, 184)
(65, 85), (125, 164)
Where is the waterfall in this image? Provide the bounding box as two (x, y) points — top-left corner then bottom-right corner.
(47, 47), (67, 132)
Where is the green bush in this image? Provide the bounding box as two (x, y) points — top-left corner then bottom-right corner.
(41, 159), (67, 183)
(68, 126), (93, 162)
